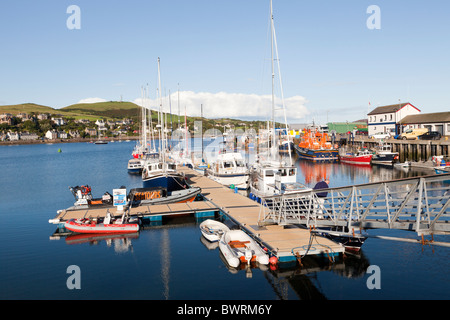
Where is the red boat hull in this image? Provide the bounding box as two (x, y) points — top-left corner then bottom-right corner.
(340, 154), (372, 165)
(64, 220), (139, 234)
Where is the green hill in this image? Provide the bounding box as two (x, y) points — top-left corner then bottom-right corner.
(61, 101), (141, 120)
(0, 101), (142, 121)
(0, 103), (56, 115)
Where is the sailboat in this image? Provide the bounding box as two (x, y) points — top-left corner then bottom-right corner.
(250, 0), (310, 200)
(168, 101), (194, 169)
(142, 58), (188, 192)
(128, 85), (158, 174)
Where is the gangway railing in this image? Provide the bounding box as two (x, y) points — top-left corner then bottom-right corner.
(258, 173), (450, 236)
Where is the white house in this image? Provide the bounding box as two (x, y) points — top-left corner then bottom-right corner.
(7, 131), (19, 141)
(45, 130), (58, 140)
(51, 117), (66, 126)
(58, 131), (68, 139)
(367, 102), (421, 136)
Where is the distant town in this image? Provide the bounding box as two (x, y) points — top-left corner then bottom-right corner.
(1, 101), (449, 144)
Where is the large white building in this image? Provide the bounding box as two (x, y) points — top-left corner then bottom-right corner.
(367, 102), (421, 136)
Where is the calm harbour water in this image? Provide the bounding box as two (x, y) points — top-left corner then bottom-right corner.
(0, 140), (449, 300)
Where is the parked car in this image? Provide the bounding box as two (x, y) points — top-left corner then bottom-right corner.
(417, 131), (442, 140)
(369, 132), (391, 140)
(398, 128), (428, 140)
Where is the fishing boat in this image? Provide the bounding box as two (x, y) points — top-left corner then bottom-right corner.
(371, 143), (399, 165)
(206, 151), (250, 190)
(64, 212), (139, 234)
(340, 149), (373, 165)
(294, 129), (339, 161)
(219, 230), (269, 268)
(199, 219), (230, 242)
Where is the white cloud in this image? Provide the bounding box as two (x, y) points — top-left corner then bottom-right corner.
(133, 91), (309, 123)
(77, 97), (107, 104)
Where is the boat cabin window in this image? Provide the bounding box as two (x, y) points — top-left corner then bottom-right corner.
(279, 169), (287, 176)
(158, 163), (162, 169)
(168, 164), (176, 170)
(265, 170), (274, 177)
(223, 161), (234, 168)
(236, 160), (245, 167)
(289, 168), (296, 176)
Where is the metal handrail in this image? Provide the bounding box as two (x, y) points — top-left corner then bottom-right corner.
(258, 173), (450, 235)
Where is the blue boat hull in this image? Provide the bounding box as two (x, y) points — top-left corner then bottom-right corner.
(294, 145), (339, 161)
(142, 175), (186, 192)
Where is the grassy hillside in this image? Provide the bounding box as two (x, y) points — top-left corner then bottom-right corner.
(1, 101), (142, 121)
(0, 103), (56, 115)
(1, 101), (268, 131)
(61, 101), (141, 120)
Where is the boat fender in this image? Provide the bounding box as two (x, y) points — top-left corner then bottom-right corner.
(269, 256), (278, 265)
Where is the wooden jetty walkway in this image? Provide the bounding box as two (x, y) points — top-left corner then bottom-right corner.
(50, 165), (345, 263)
(179, 167), (345, 262)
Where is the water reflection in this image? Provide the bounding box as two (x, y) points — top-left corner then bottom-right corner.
(65, 232), (138, 253)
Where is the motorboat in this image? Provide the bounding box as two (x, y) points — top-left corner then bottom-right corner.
(340, 149), (373, 165)
(205, 151), (249, 190)
(63, 184), (201, 212)
(127, 152), (159, 174)
(250, 160), (311, 201)
(128, 186), (201, 206)
(127, 158), (143, 174)
(312, 227), (368, 253)
(371, 143), (399, 165)
(64, 212), (139, 234)
(435, 167), (450, 174)
(199, 219), (230, 242)
(218, 230), (269, 268)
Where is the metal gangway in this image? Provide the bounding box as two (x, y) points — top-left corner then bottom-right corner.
(258, 173), (450, 236)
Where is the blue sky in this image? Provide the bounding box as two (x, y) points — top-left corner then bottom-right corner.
(1, 0), (449, 124)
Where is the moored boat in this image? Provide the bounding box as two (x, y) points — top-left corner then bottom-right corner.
(127, 158), (143, 174)
(63, 184), (201, 212)
(435, 167), (450, 174)
(371, 143), (399, 165)
(219, 230), (269, 268)
(312, 227), (368, 253)
(199, 219), (230, 242)
(294, 129), (339, 161)
(64, 212), (139, 234)
(206, 151), (249, 190)
(340, 149), (373, 165)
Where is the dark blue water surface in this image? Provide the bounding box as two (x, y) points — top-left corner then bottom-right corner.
(0, 141), (449, 300)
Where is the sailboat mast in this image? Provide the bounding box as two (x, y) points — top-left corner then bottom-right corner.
(158, 57), (165, 163)
(270, 0), (277, 160)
